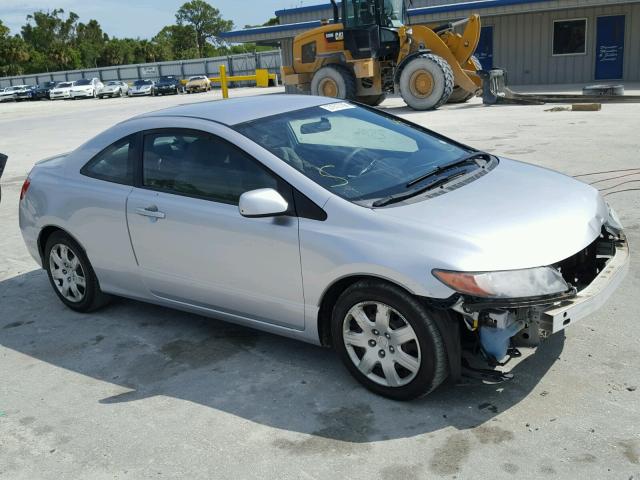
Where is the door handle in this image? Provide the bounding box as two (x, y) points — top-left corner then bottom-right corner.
(135, 206), (166, 219)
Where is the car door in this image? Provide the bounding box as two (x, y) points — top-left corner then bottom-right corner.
(126, 128), (306, 330)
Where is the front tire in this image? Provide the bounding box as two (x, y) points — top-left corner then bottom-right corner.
(331, 280), (449, 400)
(399, 53), (454, 110)
(311, 64), (357, 100)
(44, 231), (110, 313)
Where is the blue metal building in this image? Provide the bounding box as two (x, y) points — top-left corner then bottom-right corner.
(221, 0), (640, 85)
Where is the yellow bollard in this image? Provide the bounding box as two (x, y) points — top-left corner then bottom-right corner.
(219, 64), (229, 99)
(255, 69), (269, 88)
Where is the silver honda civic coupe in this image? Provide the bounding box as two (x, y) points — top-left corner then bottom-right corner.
(19, 95), (629, 400)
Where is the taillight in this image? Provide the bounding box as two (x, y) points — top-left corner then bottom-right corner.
(20, 177), (31, 201)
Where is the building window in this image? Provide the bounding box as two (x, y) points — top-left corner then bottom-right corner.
(301, 41), (316, 64)
(553, 19), (587, 56)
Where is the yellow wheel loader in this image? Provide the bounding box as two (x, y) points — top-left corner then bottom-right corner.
(282, 0), (483, 110)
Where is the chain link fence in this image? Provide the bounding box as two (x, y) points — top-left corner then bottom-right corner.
(0, 50), (282, 88)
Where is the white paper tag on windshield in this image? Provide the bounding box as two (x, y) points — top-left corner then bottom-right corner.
(320, 102), (356, 112)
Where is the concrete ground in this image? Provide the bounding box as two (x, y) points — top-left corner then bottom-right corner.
(0, 87), (639, 480)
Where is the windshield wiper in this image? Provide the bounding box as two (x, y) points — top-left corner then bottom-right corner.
(372, 170), (468, 208)
(405, 151), (491, 188)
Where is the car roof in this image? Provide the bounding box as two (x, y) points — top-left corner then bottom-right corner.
(138, 94), (337, 126)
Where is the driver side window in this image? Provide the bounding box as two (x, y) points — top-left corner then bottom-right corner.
(142, 130), (278, 205)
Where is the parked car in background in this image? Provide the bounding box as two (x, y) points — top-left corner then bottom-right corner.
(15, 85), (36, 101)
(18, 95), (629, 400)
(185, 75), (211, 93)
(49, 82), (74, 100)
(98, 81), (129, 99)
(70, 78), (103, 99)
(128, 79), (154, 97)
(152, 76), (182, 96)
(32, 81), (58, 100)
(0, 85), (30, 102)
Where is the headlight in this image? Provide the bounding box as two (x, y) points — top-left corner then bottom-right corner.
(432, 267), (569, 298)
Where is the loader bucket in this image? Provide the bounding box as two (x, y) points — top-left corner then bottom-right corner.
(478, 69), (542, 105)
(477, 69), (640, 105)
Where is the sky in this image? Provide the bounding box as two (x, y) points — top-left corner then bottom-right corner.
(0, 0), (318, 39)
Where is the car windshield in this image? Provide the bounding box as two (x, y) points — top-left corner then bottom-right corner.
(58, 83), (72, 88)
(189, 76), (203, 81)
(74, 79), (91, 86)
(160, 77), (175, 82)
(106, 81), (120, 86)
(234, 103), (470, 203)
(135, 80), (152, 86)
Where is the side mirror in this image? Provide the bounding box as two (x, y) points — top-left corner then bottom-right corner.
(239, 188), (289, 218)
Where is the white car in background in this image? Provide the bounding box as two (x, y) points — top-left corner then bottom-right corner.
(0, 85), (29, 102)
(98, 81), (129, 99)
(49, 82), (74, 100)
(128, 79), (155, 97)
(70, 78), (103, 99)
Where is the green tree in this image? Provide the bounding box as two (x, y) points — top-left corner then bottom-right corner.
(100, 38), (135, 66)
(175, 0), (233, 56)
(245, 17), (279, 28)
(153, 24), (199, 60)
(0, 20), (30, 76)
(76, 19), (108, 67)
(21, 9), (81, 71)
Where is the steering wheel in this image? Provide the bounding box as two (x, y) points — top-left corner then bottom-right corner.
(344, 148), (378, 178)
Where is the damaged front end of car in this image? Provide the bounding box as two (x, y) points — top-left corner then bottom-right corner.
(434, 209), (629, 382)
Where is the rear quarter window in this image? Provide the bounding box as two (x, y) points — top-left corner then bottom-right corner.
(80, 135), (136, 185)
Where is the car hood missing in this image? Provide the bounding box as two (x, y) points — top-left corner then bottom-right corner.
(374, 158), (608, 271)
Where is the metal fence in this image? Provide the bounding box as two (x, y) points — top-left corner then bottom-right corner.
(0, 50), (283, 88)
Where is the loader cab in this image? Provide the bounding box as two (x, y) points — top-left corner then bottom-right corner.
(341, 0), (407, 60)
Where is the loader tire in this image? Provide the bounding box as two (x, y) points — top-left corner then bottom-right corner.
(311, 64), (357, 100)
(399, 53), (454, 110)
(356, 94), (387, 106)
(448, 56), (482, 104)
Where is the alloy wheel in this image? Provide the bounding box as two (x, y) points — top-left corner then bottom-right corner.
(49, 243), (86, 303)
(342, 301), (421, 387)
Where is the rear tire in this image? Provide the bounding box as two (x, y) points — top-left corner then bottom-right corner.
(311, 64), (357, 100)
(331, 280), (449, 400)
(356, 94), (387, 106)
(44, 231), (111, 313)
(399, 53), (454, 110)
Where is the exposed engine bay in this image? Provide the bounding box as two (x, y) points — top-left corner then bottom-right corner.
(451, 225), (627, 381)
